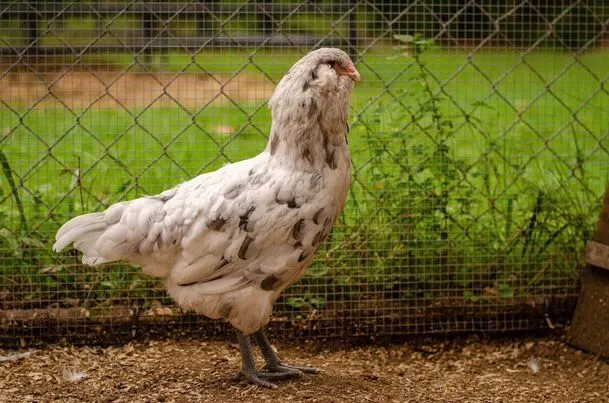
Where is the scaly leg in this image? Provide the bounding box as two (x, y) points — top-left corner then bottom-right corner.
(236, 331), (305, 388)
(254, 329), (320, 375)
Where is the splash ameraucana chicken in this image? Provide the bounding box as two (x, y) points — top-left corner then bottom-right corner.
(53, 48), (360, 388)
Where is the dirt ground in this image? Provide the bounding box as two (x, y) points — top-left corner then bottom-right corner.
(1, 334), (608, 403)
(0, 68), (274, 110)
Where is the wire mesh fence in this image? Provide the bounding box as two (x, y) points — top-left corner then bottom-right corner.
(1, 1), (608, 346)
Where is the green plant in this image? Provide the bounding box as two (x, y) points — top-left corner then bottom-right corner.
(311, 34), (597, 306)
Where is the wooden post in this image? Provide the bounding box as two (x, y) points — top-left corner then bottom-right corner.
(260, 0), (273, 37)
(142, 2), (154, 68)
(197, 0), (217, 37)
(95, 0), (102, 35)
(568, 184), (609, 357)
(24, 0), (39, 55)
(348, 0), (357, 61)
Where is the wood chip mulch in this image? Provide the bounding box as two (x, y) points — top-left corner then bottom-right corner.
(1, 334), (608, 402)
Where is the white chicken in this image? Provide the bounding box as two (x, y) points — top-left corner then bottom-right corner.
(54, 48), (360, 388)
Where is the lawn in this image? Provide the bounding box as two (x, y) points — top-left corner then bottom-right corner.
(1, 46), (608, 312)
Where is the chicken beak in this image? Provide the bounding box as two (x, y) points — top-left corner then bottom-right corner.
(340, 61), (361, 82)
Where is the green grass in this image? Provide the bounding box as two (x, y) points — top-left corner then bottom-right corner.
(1, 47), (608, 310)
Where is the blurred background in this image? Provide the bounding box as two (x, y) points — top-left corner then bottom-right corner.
(1, 1), (608, 346)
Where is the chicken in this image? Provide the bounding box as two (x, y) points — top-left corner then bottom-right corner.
(53, 48), (360, 388)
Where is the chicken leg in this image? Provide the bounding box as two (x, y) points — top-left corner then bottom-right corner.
(254, 330), (320, 376)
(236, 330), (319, 388)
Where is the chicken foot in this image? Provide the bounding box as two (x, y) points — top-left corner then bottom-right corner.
(254, 330), (320, 376)
(235, 330), (319, 388)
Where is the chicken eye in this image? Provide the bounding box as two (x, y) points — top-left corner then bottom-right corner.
(328, 61), (336, 68)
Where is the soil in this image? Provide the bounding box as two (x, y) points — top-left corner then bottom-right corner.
(1, 334), (608, 402)
(0, 67), (274, 110)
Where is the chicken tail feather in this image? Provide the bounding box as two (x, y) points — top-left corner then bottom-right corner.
(53, 213), (110, 265)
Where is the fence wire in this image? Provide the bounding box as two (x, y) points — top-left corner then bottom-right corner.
(1, 1), (608, 346)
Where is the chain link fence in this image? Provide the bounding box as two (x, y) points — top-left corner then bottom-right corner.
(1, 1), (608, 346)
